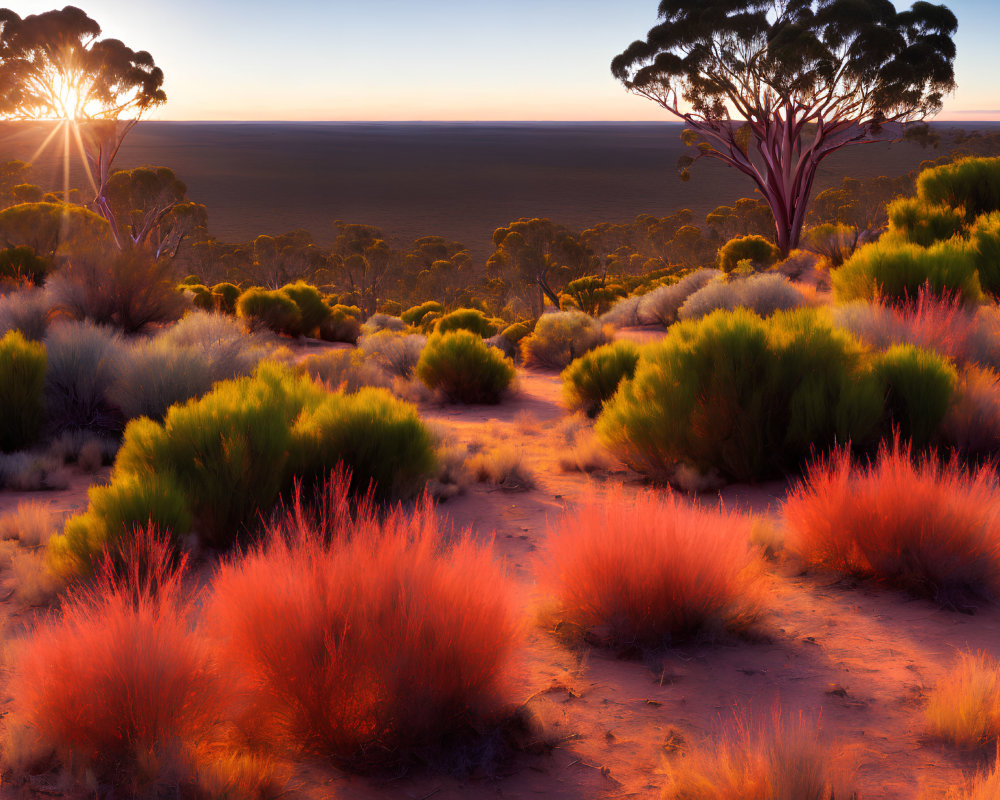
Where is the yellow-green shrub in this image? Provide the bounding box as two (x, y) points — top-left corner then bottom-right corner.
(416, 330), (515, 404)
(717, 235), (779, 272)
(280, 281), (330, 336)
(0, 331), (46, 452)
(237, 288), (302, 336)
(561, 341), (640, 417)
(433, 307), (499, 338)
(870, 344), (956, 447)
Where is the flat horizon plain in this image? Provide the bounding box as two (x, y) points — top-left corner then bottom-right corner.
(3, 121), (998, 262)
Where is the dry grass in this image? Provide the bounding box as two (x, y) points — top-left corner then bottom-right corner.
(661, 710), (856, 800)
(557, 428), (619, 473)
(206, 472), (523, 766)
(942, 365), (1000, 459)
(784, 441), (1000, 608)
(926, 651), (1000, 748)
(0, 501), (61, 547)
(926, 759), (1000, 799)
(467, 443), (536, 490)
(3, 526), (228, 792)
(537, 489), (761, 647)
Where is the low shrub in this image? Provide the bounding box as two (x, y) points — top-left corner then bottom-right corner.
(520, 310), (606, 369)
(301, 349), (392, 392)
(635, 269), (722, 326)
(433, 307), (499, 337)
(280, 281), (330, 336)
(50, 472), (193, 578)
(0, 501), (61, 547)
(886, 197), (966, 247)
(677, 272), (806, 322)
(661, 711), (854, 800)
(358, 330), (426, 377)
(0, 287), (53, 341)
(158, 310), (271, 382)
(206, 473), (521, 765)
(210, 282), (242, 314)
(832, 240), (983, 306)
(416, 330), (515, 403)
(0, 245), (52, 285)
(108, 338), (216, 422)
(360, 313), (408, 335)
(942, 366), (1000, 460)
(784, 441), (1000, 607)
(6, 530), (226, 791)
(290, 387), (437, 502)
(917, 156), (1000, 221)
(500, 321), (532, 344)
(925, 651), (1000, 748)
(717, 235), (780, 272)
(561, 341), (640, 417)
(401, 300), (444, 328)
(236, 288), (301, 336)
(0, 331), (46, 452)
(466, 443), (536, 490)
(596, 308), (884, 483)
(318, 306), (361, 343)
(48, 248), (186, 334)
(968, 211), (1000, 297)
(802, 223), (860, 267)
(600, 294), (643, 328)
(51, 364), (437, 568)
(537, 490), (760, 646)
(870, 344), (956, 448)
(559, 275), (628, 315)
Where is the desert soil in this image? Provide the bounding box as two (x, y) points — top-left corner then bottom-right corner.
(0, 326), (992, 799)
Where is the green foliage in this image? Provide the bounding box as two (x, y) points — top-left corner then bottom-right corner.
(401, 300), (444, 328)
(500, 321), (532, 344)
(416, 330), (515, 404)
(0, 331), (46, 452)
(236, 287), (302, 336)
(292, 388), (436, 501)
(717, 235), (780, 273)
(433, 307), (499, 337)
(0, 246), (51, 285)
(50, 472), (192, 578)
(870, 344), (956, 448)
(833, 240), (983, 306)
(596, 308), (885, 482)
(561, 341), (640, 417)
(51, 363), (436, 571)
(280, 281), (331, 336)
(801, 223), (860, 267)
(318, 307), (362, 343)
(968, 212), (1000, 297)
(917, 157), (1000, 221)
(520, 311), (607, 369)
(210, 282), (241, 314)
(886, 197), (965, 247)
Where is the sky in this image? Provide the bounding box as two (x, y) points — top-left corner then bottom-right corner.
(7, 0), (1000, 121)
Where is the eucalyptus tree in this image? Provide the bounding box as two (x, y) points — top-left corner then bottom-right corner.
(0, 6), (165, 242)
(612, 0), (958, 255)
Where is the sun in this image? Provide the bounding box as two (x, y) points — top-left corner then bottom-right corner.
(47, 75), (89, 121)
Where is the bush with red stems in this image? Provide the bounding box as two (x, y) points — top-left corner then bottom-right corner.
(206, 471), (522, 766)
(784, 441), (1000, 608)
(536, 489), (761, 647)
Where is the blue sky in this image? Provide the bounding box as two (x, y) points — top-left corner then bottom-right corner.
(9, 0), (999, 120)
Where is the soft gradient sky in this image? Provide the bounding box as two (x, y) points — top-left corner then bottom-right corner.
(9, 0), (999, 120)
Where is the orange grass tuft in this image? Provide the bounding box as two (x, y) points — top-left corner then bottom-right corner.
(662, 710), (856, 800)
(206, 470), (523, 765)
(926, 651), (1000, 748)
(4, 525), (226, 789)
(536, 489), (762, 647)
(784, 441), (1000, 608)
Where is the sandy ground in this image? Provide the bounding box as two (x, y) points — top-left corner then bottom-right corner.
(0, 329), (994, 798)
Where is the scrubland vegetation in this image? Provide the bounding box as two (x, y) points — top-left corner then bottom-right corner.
(3, 108), (1000, 799)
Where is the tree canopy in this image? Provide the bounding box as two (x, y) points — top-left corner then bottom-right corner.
(612, 0), (958, 254)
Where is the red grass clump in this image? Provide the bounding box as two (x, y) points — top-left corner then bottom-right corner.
(784, 440), (1000, 607)
(898, 285), (977, 363)
(536, 489), (761, 647)
(206, 471), (522, 764)
(4, 525), (224, 789)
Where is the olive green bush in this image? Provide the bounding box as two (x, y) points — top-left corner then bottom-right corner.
(0, 331), (46, 452)
(917, 157), (1000, 221)
(833, 240), (983, 305)
(280, 281), (331, 337)
(236, 288), (302, 336)
(48, 363), (436, 574)
(717, 235), (780, 273)
(561, 341), (640, 417)
(885, 197), (966, 247)
(433, 307), (499, 338)
(401, 300), (445, 328)
(596, 308), (885, 483)
(416, 330), (515, 404)
(318, 304), (362, 343)
(870, 344), (957, 448)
